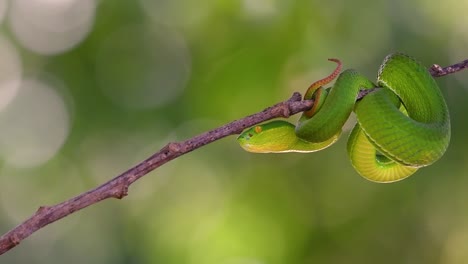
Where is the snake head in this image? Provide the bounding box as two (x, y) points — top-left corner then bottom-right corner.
(237, 121), (297, 153)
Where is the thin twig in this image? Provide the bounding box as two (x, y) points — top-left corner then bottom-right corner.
(0, 58), (466, 255)
(429, 58), (468, 77)
(0, 93), (312, 254)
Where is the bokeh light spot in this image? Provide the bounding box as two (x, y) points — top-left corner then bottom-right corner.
(96, 23), (191, 110)
(0, 35), (22, 112)
(0, 0), (7, 25)
(0, 79), (71, 168)
(243, 0), (278, 18)
(9, 0), (96, 55)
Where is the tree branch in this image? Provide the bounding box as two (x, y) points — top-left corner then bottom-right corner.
(0, 58), (466, 255)
(429, 58), (468, 77)
(0, 93), (312, 254)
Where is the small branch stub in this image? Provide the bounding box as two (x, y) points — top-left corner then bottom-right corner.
(429, 59), (468, 77)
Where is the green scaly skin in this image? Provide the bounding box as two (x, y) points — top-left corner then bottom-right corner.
(237, 120), (339, 153)
(237, 53), (450, 183)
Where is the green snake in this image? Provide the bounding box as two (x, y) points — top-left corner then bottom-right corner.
(237, 53), (450, 183)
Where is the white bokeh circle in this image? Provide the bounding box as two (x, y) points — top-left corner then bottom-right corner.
(9, 0), (96, 55)
(0, 35), (22, 112)
(0, 79), (71, 168)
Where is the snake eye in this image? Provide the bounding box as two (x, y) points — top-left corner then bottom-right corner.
(254, 126), (263, 134)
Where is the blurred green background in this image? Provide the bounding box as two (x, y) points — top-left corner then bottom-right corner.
(0, 0), (467, 263)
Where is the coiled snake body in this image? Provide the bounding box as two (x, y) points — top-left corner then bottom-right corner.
(237, 53), (450, 183)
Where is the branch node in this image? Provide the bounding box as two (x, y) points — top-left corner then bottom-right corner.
(271, 93), (305, 118)
(290, 92), (302, 102)
(113, 184), (128, 199)
(160, 142), (183, 156)
(36, 206), (49, 214)
(430, 64), (444, 74)
(279, 103), (291, 117)
(9, 234), (20, 246)
(168, 142), (182, 153)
